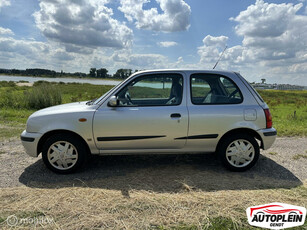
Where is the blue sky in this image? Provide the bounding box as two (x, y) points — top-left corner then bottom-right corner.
(0, 0), (306, 85)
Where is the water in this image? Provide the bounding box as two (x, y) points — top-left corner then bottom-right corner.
(0, 75), (210, 89)
(0, 75), (175, 88)
(0, 75), (120, 86)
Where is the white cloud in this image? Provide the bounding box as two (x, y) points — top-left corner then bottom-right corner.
(197, 35), (228, 66)
(33, 0), (133, 50)
(0, 27), (14, 36)
(158, 41), (178, 47)
(202, 35), (228, 47)
(1, 0), (306, 85)
(230, 0), (307, 61)
(63, 44), (93, 55)
(0, 0), (10, 11)
(111, 50), (169, 70)
(53, 50), (75, 61)
(196, 0), (307, 85)
(0, 35), (103, 72)
(0, 36), (53, 69)
(233, 0), (307, 66)
(0, 34), (172, 74)
(0, 37), (48, 58)
(119, 0), (191, 32)
(231, 0), (303, 38)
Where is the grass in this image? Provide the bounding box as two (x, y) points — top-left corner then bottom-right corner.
(0, 82), (307, 138)
(156, 217), (243, 229)
(258, 90), (307, 136)
(25, 83), (62, 109)
(0, 183), (306, 229)
(0, 108), (30, 141)
(0, 109), (33, 126)
(0, 82), (306, 229)
(0, 81), (114, 108)
(292, 154), (307, 160)
(0, 81), (113, 139)
(0, 127), (24, 141)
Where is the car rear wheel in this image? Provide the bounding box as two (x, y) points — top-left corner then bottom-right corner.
(42, 133), (87, 174)
(219, 134), (259, 172)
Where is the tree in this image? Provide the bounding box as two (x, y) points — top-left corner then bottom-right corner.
(113, 69), (132, 79)
(89, 68), (96, 78)
(25, 68), (56, 76)
(96, 68), (108, 78)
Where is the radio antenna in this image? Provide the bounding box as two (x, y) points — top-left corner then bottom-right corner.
(213, 46), (227, 69)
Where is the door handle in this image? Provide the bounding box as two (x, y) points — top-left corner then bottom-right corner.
(170, 113), (181, 118)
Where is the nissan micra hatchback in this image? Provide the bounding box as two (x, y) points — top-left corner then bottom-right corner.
(21, 70), (276, 174)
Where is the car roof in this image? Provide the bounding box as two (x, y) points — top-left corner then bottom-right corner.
(133, 69), (236, 76)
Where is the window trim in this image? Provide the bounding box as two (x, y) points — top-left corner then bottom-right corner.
(239, 74), (264, 103)
(190, 73), (244, 105)
(115, 73), (184, 107)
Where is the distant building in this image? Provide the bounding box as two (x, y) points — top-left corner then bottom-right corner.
(251, 83), (276, 90)
(276, 84), (304, 90)
(251, 82), (304, 91)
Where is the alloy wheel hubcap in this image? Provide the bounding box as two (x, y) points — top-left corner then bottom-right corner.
(226, 139), (255, 168)
(47, 141), (78, 170)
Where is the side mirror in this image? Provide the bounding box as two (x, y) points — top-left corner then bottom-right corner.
(108, 96), (118, 107)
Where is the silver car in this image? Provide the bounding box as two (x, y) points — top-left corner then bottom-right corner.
(21, 70), (276, 173)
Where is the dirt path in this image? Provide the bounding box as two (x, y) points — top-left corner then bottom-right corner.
(0, 137), (306, 190)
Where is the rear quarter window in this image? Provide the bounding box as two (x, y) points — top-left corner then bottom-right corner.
(190, 74), (243, 105)
(235, 72), (264, 103)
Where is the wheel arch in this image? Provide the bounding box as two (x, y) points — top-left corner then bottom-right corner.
(37, 129), (91, 156)
(216, 128), (263, 152)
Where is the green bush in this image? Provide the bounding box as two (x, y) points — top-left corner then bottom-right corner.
(33, 80), (51, 87)
(25, 83), (62, 109)
(0, 90), (24, 108)
(0, 81), (16, 87)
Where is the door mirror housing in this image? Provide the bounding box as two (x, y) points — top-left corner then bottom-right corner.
(108, 96), (118, 107)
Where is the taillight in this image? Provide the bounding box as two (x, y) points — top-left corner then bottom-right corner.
(264, 109), (272, 129)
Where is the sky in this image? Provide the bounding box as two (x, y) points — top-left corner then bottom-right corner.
(0, 0), (307, 85)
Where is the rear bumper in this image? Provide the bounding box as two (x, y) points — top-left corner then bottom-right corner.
(257, 128), (277, 150)
(20, 130), (42, 157)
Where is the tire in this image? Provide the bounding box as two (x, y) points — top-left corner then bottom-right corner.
(42, 133), (88, 174)
(218, 134), (259, 172)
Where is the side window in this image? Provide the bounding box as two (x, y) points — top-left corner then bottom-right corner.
(220, 77), (242, 101)
(117, 74), (183, 106)
(191, 74), (243, 104)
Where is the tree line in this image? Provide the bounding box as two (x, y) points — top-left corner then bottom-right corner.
(0, 68), (139, 79)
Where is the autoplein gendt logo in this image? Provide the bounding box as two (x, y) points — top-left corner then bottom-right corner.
(246, 202), (306, 229)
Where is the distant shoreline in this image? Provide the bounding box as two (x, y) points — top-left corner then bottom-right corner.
(16, 82), (33, 87)
(0, 73), (118, 82)
(0, 74), (121, 86)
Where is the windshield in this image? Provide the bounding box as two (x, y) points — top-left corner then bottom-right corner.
(92, 80), (124, 105)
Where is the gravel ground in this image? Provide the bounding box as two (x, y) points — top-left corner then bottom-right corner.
(0, 137), (306, 190)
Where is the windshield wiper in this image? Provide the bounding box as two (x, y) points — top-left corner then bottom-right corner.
(86, 98), (97, 105)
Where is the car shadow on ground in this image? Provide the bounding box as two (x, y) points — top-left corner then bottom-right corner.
(19, 153), (302, 192)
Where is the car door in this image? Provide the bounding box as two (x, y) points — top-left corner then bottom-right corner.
(93, 72), (188, 150)
(186, 73), (244, 152)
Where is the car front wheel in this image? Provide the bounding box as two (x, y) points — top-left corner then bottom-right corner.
(42, 133), (87, 174)
(219, 134), (259, 172)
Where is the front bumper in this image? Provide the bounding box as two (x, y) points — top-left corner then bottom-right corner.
(257, 128), (277, 150)
(20, 130), (42, 157)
